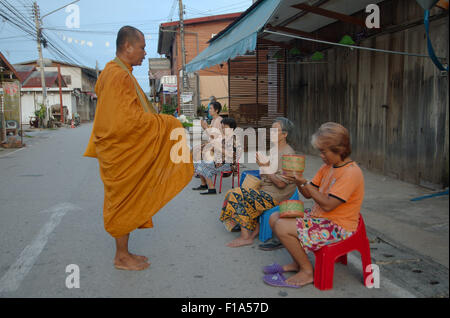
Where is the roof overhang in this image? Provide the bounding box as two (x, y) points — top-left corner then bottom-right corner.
(185, 0), (387, 73)
(0, 51), (20, 80)
(185, 0), (282, 72)
(16, 59), (97, 74)
(261, 0), (385, 44)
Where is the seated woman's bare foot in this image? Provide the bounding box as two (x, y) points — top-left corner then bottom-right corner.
(249, 230), (259, 240)
(282, 262), (300, 272)
(226, 237), (254, 248)
(285, 270), (314, 287)
(114, 254), (150, 271)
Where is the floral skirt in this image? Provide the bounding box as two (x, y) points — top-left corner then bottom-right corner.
(220, 187), (277, 232)
(194, 161), (231, 180)
(296, 209), (355, 252)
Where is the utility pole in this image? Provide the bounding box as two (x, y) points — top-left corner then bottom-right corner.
(33, 2), (47, 119)
(57, 64), (64, 123)
(0, 66), (6, 143)
(95, 60), (99, 79)
(178, 0), (191, 116)
(178, 0), (187, 90)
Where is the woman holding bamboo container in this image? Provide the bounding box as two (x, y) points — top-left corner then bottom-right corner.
(263, 122), (364, 288)
(219, 117), (297, 248)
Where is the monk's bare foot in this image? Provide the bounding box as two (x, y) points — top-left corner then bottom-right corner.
(282, 262), (300, 272)
(285, 270), (314, 287)
(130, 253), (149, 263)
(226, 237), (254, 248)
(114, 254), (150, 271)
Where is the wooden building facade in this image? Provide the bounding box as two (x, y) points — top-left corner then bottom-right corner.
(186, 0), (448, 188)
(228, 42), (287, 128)
(284, 1), (448, 189)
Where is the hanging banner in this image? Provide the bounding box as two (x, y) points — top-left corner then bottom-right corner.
(163, 83), (178, 95)
(2, 80), (21, 124)
(181, 93), (193, 103)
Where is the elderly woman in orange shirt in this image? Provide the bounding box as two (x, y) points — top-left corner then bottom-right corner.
(263, 122), (364, 288)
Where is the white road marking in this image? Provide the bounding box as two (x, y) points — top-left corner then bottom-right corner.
(0, 203), (81, 293)
(0, 147), (25, 158)
(347, 253), (417, 298)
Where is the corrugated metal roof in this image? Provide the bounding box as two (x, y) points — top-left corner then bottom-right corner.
(12, 65), (35, 83)
(22, 71), (67, 88)
(160, 12), (242, 28)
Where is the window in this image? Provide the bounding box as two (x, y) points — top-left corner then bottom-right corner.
(62, 75), (71, 85)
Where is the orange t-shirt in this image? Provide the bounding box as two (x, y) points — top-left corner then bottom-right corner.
(310, 161), (364, 232)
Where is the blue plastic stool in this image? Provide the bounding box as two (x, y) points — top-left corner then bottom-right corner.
(239, 170), (260, 186)
(259, 188), (300, 242)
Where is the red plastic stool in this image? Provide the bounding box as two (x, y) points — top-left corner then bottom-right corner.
(214, 162), (240, 193)
(313, 215), (373, 290)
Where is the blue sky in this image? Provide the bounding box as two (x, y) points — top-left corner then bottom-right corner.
(0, 0), (253, 91)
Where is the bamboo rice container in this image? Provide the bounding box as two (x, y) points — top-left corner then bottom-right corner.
(279, 200), (305, 218)
(282, 154), (305, 177)
(241, 174), (261, 190)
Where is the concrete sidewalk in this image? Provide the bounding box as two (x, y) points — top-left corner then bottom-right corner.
(188, 128), (448, 297)
(1, 124), (446, 298)
(225, 150), (449, 298)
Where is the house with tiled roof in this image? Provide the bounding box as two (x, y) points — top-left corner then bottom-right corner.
(12, 59), (98, 125)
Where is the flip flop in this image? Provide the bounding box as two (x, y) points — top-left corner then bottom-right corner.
(258, 241), (284, 251)
(263, 273), (301, 289)
(262, 263), (285, 274)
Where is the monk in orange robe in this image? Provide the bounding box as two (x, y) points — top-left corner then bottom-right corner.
(84, 26), (194, 270)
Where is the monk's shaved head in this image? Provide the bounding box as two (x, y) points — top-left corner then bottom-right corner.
(116, 26), (144, 53)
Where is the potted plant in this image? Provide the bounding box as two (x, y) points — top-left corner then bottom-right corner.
(222, 103), (228, 114)
(197, 104), (206, 117)
(178, 114), (193, 128)
(162, 103), (177, 115)
(35, 104), (47, 128)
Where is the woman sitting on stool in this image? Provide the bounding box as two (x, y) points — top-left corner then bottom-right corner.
(263, 122), (364, 288)
(219, 117), (297, 247)
(193, 117), (242, 195)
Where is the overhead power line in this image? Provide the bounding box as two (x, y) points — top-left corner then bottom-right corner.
(168, 0), (177, 21)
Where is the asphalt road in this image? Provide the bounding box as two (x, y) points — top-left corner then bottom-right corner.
(0, 123), (446, 298)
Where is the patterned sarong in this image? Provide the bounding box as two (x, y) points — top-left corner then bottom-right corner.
(220, 187), (277, 232)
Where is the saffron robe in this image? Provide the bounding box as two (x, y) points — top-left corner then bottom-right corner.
(84, 57), (194, 237)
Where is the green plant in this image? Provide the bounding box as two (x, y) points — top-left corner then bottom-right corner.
(272, 50), (283, 59)
(311, 51), (324, 61)
(197, 104), (206, 117)
(289, 47), (301, 57)
(162, 103), (177, 115)
(339, 35), (356, 45)
(36, 104), (46, 119)
(178, 115), (193, 128)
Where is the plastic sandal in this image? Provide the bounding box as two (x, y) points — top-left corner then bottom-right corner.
(262, 263), (284, 274)
(263, 273), (301, 289)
